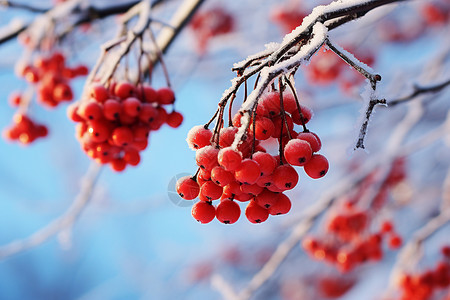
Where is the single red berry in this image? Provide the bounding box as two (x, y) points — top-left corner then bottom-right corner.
(111, 158), (127, 172)
(254, 188), (279, 209)
(199, 181), (223, 201)
(103, 100), (122, 120)
(211, 166), (235, 187)
(297, 132), (321, 152)
(132, 124), (150, 141)
(273, 164), (299, 190)
(140, 85), (158, 103)
(268, 193), (291, 215)
(216, 199), (241, 224)
(240, 183), (263, 196)
(167, 111), (183, 128)
(260, 92), (281, 116)
(123, 148), (141, 166)
(79, 101), (103, 121)
(187, 125), (213, 150)
(138, 103), (159, 124)
(112, 126), (134, 146)
(291, 105), (313, 125)
(284, 139), (313, 166)
(388, 234), (402, 249)
(192, 201), (216, 224)
(176, 176), (200, 200)
(235, 159), (261, 185)
(218, 147), (242, 171)
(252, 117), (275, 140)
(122, 97), (142, 117)
(252, 152), (277, 176)
(196, 145), (219, 171)
(245, 200), (269, 224)
(304, 154), (329, 179)
(53, 83), (73, 102)
(157, 87), (175, 105)
(89, 84), (109, 103)
(87, 120), (110, 143)
(381, 221), (394, 233)
(114, 81), (135, 99)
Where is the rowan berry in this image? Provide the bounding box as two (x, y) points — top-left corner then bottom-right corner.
(187, 125), (213, 150)
(176, 176), (200, 200)
(304, 154), (329, 179)
(273, 164), (298, 190)
(192, 201), (216, 224)
(234, 159), (261, 185)
(196, 145), (219, 171)
(245, 200), (269, 223)
(216, 199), (241, 224)
(218, 147), (242, 171)
(268, 193), (291, 215)
(284, 139), (313, 166)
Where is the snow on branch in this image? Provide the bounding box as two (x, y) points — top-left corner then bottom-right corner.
(0, 163), (101, 260)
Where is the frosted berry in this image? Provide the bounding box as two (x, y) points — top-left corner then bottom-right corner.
(273, 164), (299, 190)
(187, 125), (213, 150)
(297, 132), (321, 152)
(304, 154), (329, 179)
(218, 147), (243, 171)
(196, 145), (219, 171)
(284, 139), (313, 166)
(255, 189), (280, 209)
(235, 159), (261, 185)
(122, 97), (142, 117)
(199, 181), (223, 201)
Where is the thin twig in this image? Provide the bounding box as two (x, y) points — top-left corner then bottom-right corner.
(389, 78), (450, 106)
(0, 163), (102, 259)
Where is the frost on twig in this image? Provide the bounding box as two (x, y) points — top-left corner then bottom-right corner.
(0, 163), (101, 260)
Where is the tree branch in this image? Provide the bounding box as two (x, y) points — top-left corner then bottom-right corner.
(388, 78), (450, 106)
(0, 163), (102, 259)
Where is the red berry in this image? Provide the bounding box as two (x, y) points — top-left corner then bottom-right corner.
(157, 87), (175, 105)
(216, 199), (241, 224)
(255, 189), (279, 209)
(252, 117), (275, 140)
(196, 145), (219, 171)
(123, 148), (141, 166)
(187, 125), (213, 150)
(273, 164), (298, 190)
(252, 152), (277, 176)
(90, 84), (109, 103)
(297, 132), (321, 152)
(389, 234), (402, 249)
(291, 104), (313, 125)
(87, 120), (110, 143)
(235, 159), (261, 185)
(112, 126), (134, 146)
(111, 158), (127, 172)
(79, 101), (103, 121)
(199, 181), (223, 201)
(114, 81), (135, 99)
(192, 201), (216, 224)
(245, 200), (269, 224)
(138, 103), (159, 124)
(218, 147), (242, 171)
(268, 193), (291, 215)
(103, 99), (121, 121)
(284, 139), (313, 166)
(211, 166), (234, 187)
(176, 176), (200, 200)
(304, 154), (329, 179)
(122, 97), (142, 117)
(167, 111), (183, 128)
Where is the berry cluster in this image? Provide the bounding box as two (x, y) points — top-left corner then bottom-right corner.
(2, 114), (48, 145)
(68, 82), (182, 172)
(270, 5), (307, 33)
(177, 90), (329, 224)
(189, 7), (234, 54)
(16, 52), (88, 108)
(397, 246), (450, 300)
(303, 201), (403, 272)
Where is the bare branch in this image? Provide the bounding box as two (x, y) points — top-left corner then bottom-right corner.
(0, 163), (102, 259)
(355, 98), (387, 150)
(389, 78), (450, 106)
(0, 0), (47, 13)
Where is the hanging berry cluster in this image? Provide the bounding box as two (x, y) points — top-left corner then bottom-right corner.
(177, 75), (329, 224)
(68, 81), (181, 172)
(3, 51), (88, 145)
(397, 246), (450, 300)
(301, 158), (408, 272)
(68, 4), (183, 172)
